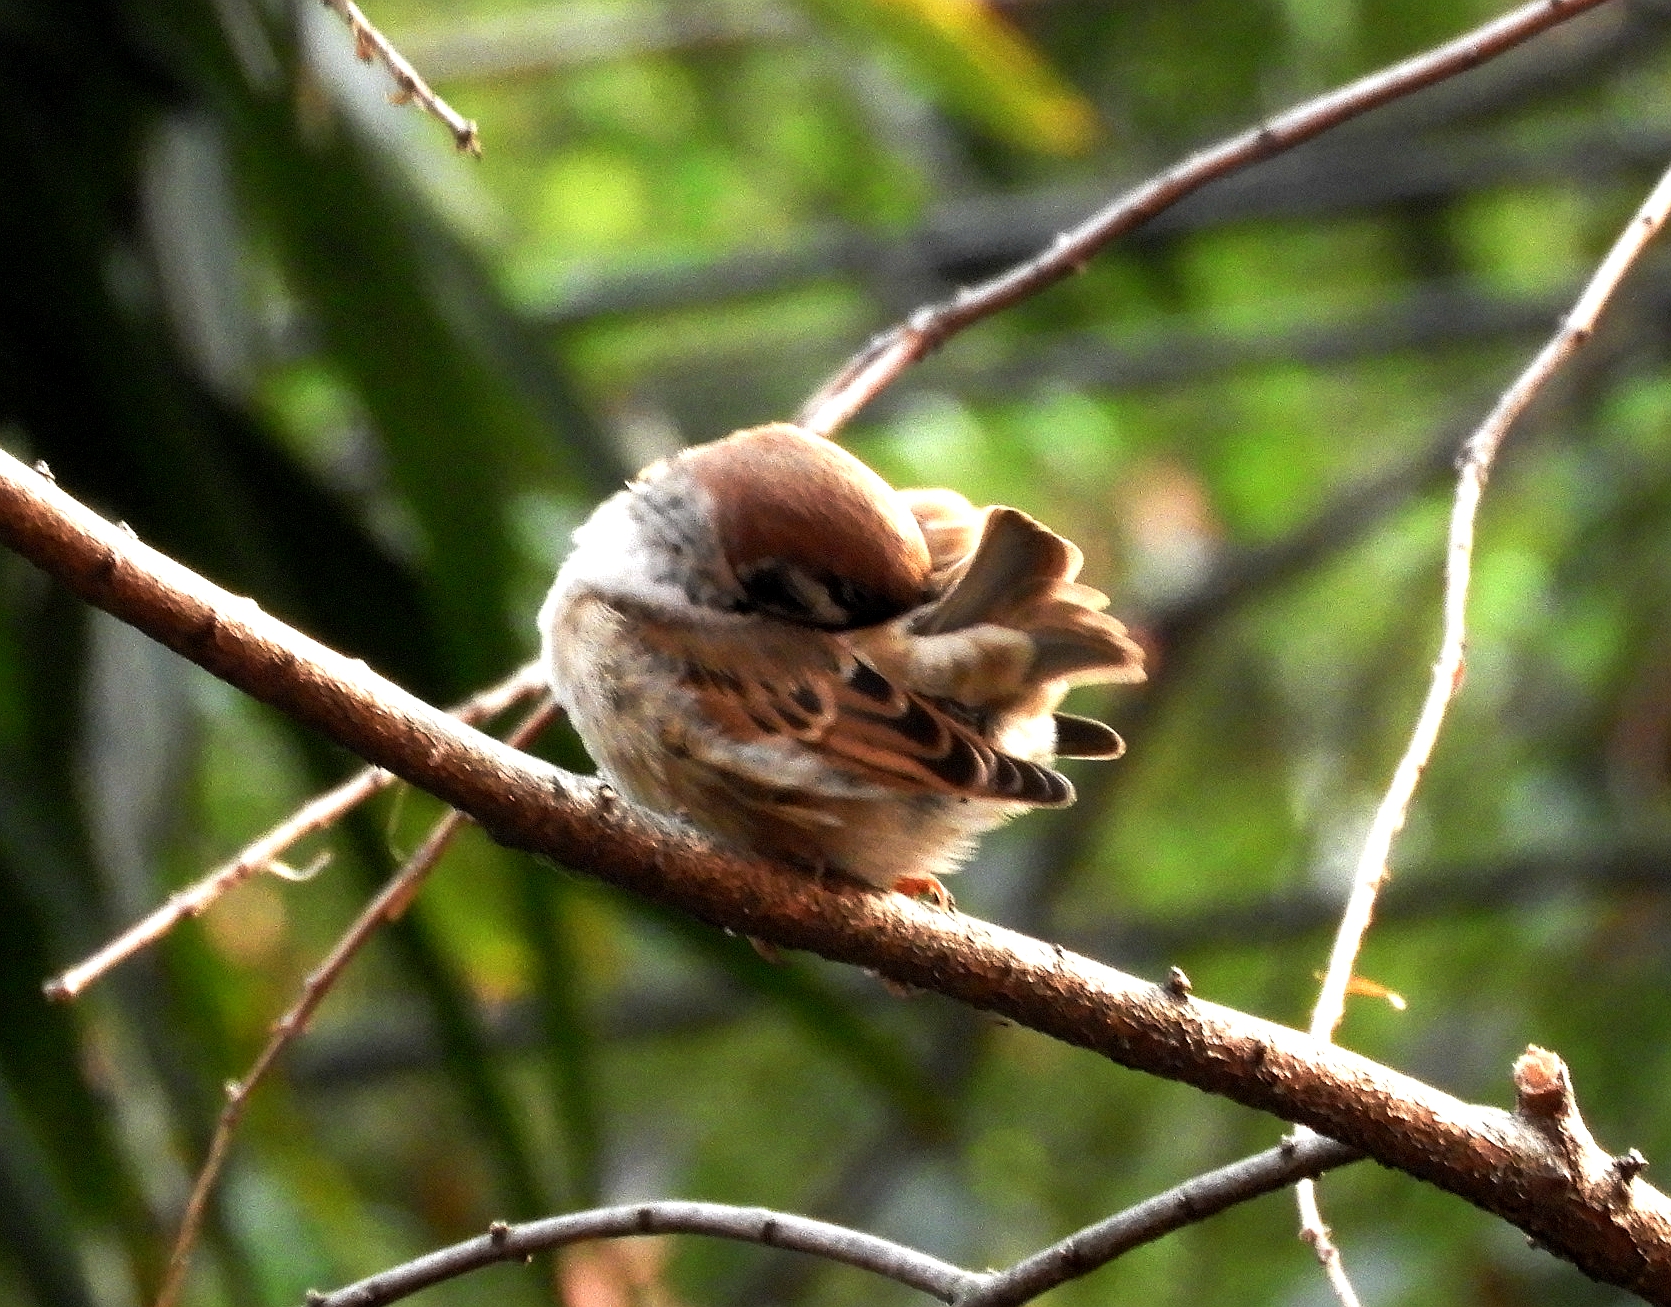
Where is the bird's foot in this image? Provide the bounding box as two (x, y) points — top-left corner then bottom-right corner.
(891, 872), (955, 910)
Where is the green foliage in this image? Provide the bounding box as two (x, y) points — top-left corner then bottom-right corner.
(2, 1), (1670, 1304)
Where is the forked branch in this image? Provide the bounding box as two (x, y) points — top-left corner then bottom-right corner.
(153, 696), (558, 1307)
(43, 663), (546, 1001)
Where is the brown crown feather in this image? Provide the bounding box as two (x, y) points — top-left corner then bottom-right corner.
(680, 424), (931, 615)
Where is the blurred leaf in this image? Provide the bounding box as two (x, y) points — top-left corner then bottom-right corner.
(804, 0), (1100, 154)
(337, 804), (548, 1220)
(0, 1076), (96, 1307)
(635, 901), (954, 1142)
(519, 868), (606, 1208)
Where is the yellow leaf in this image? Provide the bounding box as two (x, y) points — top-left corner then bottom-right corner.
(812, 0), (1100, 155)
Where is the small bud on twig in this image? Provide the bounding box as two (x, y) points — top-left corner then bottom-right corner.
(1614, 1149), (1649, 1184)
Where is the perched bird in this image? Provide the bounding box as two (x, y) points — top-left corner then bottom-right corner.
(539, 423), (1144, 903)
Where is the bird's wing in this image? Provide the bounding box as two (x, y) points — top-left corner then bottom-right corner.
(635, 610), (1076, 807)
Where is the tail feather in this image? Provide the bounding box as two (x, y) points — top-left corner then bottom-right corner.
(1028, 616), (1145, 684)
(1054, 713), (1126, 758)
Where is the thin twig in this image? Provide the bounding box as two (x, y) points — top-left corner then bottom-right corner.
(1306, 155), (1671, 1042)
(1293, 152), (1671, 1290)
(308, 1202), (977, 1307)
(319, 0), (483, 155)
(1296, 1189), (1364, 1307)
(309, 1138), (1361, 1307)
(44, 662), (547, 1002)
(958, 1137), (1363, 1307)
(794, 0), (1615, 436)
(154, 696), (558, 1307)
(1306, 153), (1671, 1050)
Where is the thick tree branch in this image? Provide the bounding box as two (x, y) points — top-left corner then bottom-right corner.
(4, 451), (1671, 1297)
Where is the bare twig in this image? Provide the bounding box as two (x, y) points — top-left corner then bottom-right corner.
(309, 1202), (974, 1307)
(1293, 151), (1671, 1292)
(154, 696), (557, 1307)
(319, 0), (482, 155)
(6, 455), (1671, 1295)
(794, 0), (1615, 436)
(44, 663), (547, 1002)
(1296, 1188), (1364, 1307)
(958, 1136), (1362, 1307)
(1306, 152), (1671, 1048)
(311, 1137), (1362, 1307)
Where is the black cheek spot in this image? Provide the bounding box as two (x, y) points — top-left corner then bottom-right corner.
(736, 562), (792, 614)
(790, 684), (822, 716)
(737, 561), (844, 624)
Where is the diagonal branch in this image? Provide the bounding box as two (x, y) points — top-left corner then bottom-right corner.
(43, 662), (547, 1001)
(794, 0), (1617, 436)
(1307, 154), (1671, 1048)
(4, 450), (1671, 1297)
(319, 0), (482, 154)
(1292, 150), (1671, 1297)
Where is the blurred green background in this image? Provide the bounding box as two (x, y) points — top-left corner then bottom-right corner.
(4, 0), (1671, 1303)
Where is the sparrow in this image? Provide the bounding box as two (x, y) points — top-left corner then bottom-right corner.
(539, 422), (1145, 903)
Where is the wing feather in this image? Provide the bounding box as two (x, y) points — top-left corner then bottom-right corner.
(913, 507), (1145, 689)
(637, 611), (1075, 808)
